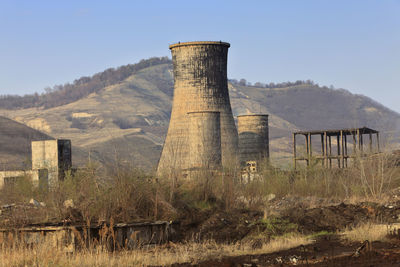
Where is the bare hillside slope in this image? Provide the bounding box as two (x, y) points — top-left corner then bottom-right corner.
(1, 59), (399, 170)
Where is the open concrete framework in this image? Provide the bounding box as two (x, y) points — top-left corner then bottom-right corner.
(293, 127), (380, 169)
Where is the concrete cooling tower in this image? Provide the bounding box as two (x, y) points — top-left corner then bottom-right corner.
(157, 41), (238, 176)
(188, 111), (221, 171)
(238, 114), (269, 165)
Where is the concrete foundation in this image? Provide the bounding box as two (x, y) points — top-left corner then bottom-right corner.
(0, 221), (177, 251)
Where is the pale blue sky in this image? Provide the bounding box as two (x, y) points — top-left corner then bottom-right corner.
(0, 0), (399, 112)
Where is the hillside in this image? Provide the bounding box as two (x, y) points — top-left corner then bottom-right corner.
(0, 116), (54, 170)
(1, 58), (399, 170)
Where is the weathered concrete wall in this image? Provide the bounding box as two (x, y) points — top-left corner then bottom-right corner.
(32, 140), (58, 186)
(188, 111), (221, 170)
(238, 114), (269, 165)
(0, 139), (70, 189)
(0, 170), (39, 189)
(0, 221), (177, 251)
(157, 41), (238, 176)
(32, 139), (71, 186)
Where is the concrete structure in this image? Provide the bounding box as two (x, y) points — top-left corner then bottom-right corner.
(0, 170), (40, 188)
(188, 111), (222, 171)
(32, 139), (72, 186)
(0, 139), (71, 189)
(238, 114), (269, 166)
(0, 221), (177, 251)
(157, 41), (238, 176)
(293, 127), (380, 169)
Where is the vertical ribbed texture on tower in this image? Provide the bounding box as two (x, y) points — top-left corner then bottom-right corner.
(157, 41), (238, 176)
(238, 114), (269, 165)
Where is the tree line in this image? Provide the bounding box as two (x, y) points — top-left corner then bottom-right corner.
(1, 57), (336, 110)
(0, 57), (172, 110)
(228, 78), (333, 89)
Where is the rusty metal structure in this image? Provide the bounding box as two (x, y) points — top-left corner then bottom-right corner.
(293, 127), (380, 169)
(157, 41), (238, 176)
(238, 114), (269, 166)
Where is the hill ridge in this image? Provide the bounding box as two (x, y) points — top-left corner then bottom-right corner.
(0, 59), (398, 169)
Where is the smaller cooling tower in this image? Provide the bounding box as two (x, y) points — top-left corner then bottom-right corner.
(188, 111), (222, 171)
(238, 114), (269, 165)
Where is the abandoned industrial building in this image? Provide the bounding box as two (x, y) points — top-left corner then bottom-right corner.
(157, 41), (270, 177)
(157, 41), (238, 176)
(293, 127), (380, 169)
(0, 139), (72, 189)
(0, 39), (395, 259)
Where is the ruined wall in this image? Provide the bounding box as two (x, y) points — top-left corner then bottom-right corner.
(0, 170), (36, 188)
(0, 221), (177, 251)
(157, 41), (238, 176)
(0, 139), (70, 189)
(238, 114), (269, 165)
(31, 139), (71, 186)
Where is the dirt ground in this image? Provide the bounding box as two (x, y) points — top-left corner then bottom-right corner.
(172, 237), (400, 266)
(171, 198), (400, 266)
(178, 197), (400, 241)
(5, 196), (400, 266)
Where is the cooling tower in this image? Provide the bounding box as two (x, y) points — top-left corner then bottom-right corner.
(188, 111), (221, 170)
(157, 41), (238, 176)
(238, 114), (269, 165)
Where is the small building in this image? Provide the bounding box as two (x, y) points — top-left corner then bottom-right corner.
(32, 139), (72, 186)
(0, 139), (72, 189)
(293, 127), (380, 169)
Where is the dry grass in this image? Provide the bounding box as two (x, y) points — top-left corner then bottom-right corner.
(0, 234), (312, 267)
(340, 223), (390, 243)
(250, 151), (400, 203)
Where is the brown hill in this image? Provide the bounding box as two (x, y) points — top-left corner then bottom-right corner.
(1, 58), (399, 170)
(0, 116), (54, 170)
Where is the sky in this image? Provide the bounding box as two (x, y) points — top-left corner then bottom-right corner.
(0, 0), (399, 112)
